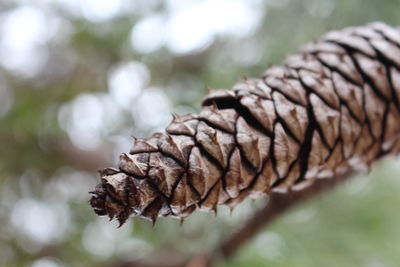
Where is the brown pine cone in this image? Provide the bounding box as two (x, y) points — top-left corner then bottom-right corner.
(89, 22), (400, 226)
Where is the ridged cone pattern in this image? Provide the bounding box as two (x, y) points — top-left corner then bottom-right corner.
(90, 22), (400, 226)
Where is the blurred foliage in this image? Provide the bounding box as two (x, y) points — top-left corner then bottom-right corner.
(1, 0), (400, 266)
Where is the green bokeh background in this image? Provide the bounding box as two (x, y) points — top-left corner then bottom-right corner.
(1, 0), (400, 266)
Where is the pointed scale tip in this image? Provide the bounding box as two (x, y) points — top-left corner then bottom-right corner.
(207, 87), (216, 93)
(171, 112), (179, 120)
(97, 168), (119, 177)
(210, 206), (218, 216)
(117, 218), (126, 228)
(151, 217), (157, 227)
(210, 101), (219, 110)
(130, 135), (138, 145)
(116, 211), (130, 228)
(179, 216), (186, 226)
(229, 207), (234, 215)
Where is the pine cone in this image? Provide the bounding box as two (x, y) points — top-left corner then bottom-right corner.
(89, 22), (400, 225)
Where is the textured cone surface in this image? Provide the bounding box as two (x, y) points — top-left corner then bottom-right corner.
(90, 22), (400, 225)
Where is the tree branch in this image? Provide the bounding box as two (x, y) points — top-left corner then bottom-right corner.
(105, 172), (355, 267)
(210, 172), (354, 264)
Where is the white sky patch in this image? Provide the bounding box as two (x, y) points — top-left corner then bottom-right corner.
(129, 0), (266, 55)
(10, 199), (69, 245)
(58, 94), (104, 150)
(55, 0), (147, 20)
(166, 6), (214, 55)
(82, 219), (133, 260)
(205, 0), (263, 38)
(31, 257), (62, 267)
(0, 6), (49, 50)
(0, 5), (51, 77)
(53, 0), (81, 18)
(54, 0), (124, 22)
(131, 87), (172, 131)
(130, 14), (166, 54)
(80, 0), (123, 23)
(58, 93), (124, 151)
(164, 0), (265, 55)
(0, 46), (48, 78)
(100, 95), (126, 133)
(108, 62), (150, 108)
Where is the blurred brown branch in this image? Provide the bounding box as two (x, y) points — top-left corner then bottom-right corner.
(104, 251), (189, 267)
(107, 172), (354, 267)
(57, 139), (110, 171)
(214, 172), (353, 262)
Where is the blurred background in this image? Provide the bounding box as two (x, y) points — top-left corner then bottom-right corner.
(1, 0), (400, 266)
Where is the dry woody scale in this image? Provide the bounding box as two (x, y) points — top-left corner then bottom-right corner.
(90, 22), (400, 226)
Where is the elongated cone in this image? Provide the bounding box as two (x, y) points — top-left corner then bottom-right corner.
(90, 22), (400, 225)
